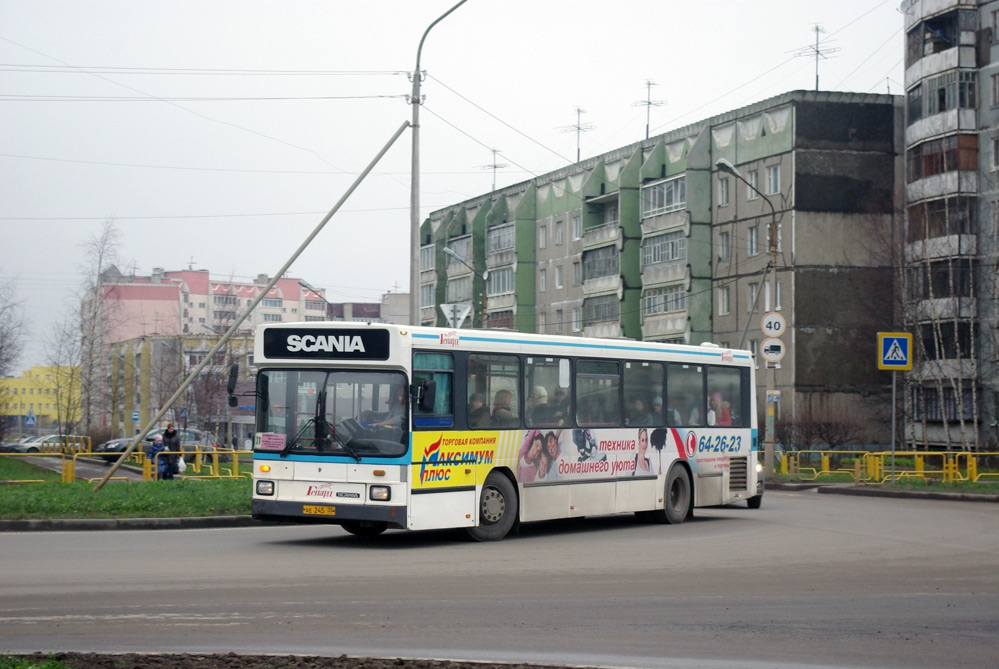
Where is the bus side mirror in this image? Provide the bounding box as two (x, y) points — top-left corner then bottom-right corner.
(418, 380), (436, 412)
(226, 363), (239, 395)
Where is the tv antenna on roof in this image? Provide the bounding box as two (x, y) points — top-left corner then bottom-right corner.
(792, 24), (840, 91)
(632, 80), (666, 140)
(479, 148), (509, 191)
(559, 107), (594, 163)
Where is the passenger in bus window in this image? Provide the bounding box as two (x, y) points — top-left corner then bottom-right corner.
(708, 392), (732, 427)
(626, 397), (652, 425)
(527, 386), (552, 424)
(634, 427), (653, 476)
(492, 389), (518, 427)
(467, 393), (491, 428)
(655, 396), (682, 426)
(552, 388), (569, 415)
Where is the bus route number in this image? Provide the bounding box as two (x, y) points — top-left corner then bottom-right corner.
(698, 435), (742, 453)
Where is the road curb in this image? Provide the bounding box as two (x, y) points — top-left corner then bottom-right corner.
(816, 485), (999, 503)
(0, 515), (261, 532)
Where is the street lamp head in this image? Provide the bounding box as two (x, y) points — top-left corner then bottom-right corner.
(714, 158), (742, 179)
(442, 246), (457, 258)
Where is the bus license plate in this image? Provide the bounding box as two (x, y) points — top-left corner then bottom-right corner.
(303, 505), (336, 516)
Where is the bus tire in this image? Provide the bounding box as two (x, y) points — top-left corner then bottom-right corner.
(467, 472), (518, 542)
(341, 521), (387, 537)
(651, 464), (691, 525)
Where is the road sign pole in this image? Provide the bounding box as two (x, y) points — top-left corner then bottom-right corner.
(891, 370), (897, 485)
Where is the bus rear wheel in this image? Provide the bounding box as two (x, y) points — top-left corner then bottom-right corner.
(467, 472), (518, 542)
(650, 464), (691, 525)
(341, 521), (388, 537)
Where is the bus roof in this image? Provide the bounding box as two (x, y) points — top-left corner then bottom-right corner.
(255, 322), (754, 368)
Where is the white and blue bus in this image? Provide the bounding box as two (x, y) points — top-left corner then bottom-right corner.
(251, 323), (761, 541)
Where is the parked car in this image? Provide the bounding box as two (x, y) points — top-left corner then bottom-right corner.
(13, 434), (90, 453)
(0, 435), (42, 453)
(93, 437), (137, 463)
(143, 428), (220, 462)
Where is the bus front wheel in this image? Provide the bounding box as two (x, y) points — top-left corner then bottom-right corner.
(467, 472), (518, 542)
(651, 464), (691, 525)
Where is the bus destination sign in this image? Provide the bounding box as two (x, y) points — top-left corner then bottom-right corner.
(263, 327), (390, 360)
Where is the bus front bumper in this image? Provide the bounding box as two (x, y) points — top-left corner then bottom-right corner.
(252, 498), (407, 528)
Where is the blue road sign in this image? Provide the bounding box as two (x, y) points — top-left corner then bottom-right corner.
(24, 414), (36, 427)
(878, 332), (912, 371)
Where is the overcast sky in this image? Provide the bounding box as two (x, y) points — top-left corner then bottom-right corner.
(1, 0), (905, 368)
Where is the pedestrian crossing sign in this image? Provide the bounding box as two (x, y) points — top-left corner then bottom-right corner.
(878, 332), (912, 371)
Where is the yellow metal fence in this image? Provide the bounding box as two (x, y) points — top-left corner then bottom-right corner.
(0, 448), (253, 484)
(780, 450), (999, 484)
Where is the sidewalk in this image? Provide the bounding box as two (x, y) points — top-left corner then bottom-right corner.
(769, 480), (999, 503)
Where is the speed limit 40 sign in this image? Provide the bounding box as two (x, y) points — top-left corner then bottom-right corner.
(761, 312), (786, 338)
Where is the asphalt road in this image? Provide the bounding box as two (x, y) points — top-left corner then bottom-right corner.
(1, 489), (996, 669)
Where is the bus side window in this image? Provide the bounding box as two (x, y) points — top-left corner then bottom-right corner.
(525, 356), (571, 428)
(467, 353), (521, 429)
(707, 366), (745, 427)
(576, 360), (620, 427)
(623, 360), (664, 427)
(667, 363), (704, 427)
(412, 352), (453, 428)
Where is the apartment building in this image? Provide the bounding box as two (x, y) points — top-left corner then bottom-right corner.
(0, 365), (81, 436)
(902, 0), (999, 449)
(421, 90), (902, 443)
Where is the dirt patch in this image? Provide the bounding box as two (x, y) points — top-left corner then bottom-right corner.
(17, 653), (574, 669)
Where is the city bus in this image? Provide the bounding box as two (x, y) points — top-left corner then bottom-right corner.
(250, 322), (761, 541)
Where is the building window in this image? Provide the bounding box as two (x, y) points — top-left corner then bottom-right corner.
(489, 310), (514, 329)
(420, 245), (435, 271)
(486, 267), (514, 296)
(555, 309), (564, 334)
(993, 137), (999, 170)
(718, 286), (730, 315)
(748, 226), (760, 257)
(539, 269), (547, 293)
(924, 71), (976, 117)
(907, 84), (923, 125)
(555, 221), (564, 245)
(583, 294), (620, 325)
(420, 283), (434, 308)
(538, 224), (547, 249)
(573, 261), (582, 286)
(641, 231), (686, 268)
(555, 265), (563, 289)
(642, 286), (685, 316)
(447, 236), (472, 266)
(602, 202), (619, 227)
(537, 311), (547, 333)
(487, 224), (515, 254)
(571, 306), (582, 332)
(775, 279), (782, 311)
(746, 170), (759, 200)
(305, 300), (325, 311)
(642, 176), (686, 217)
(718, 176), (730, 207)
(261, 298), (282, 308)
(906, 196), (977, 241)
(572, 215), (582, 240)
(913, 385), (975, 421)
(582, 245), (619, 281)
(748, 282), (760, 313)
(906, 134), (979, 183)
(262, 313), (282, 322)
(446, 276), (472, 303)
(719, 231), (731, 260)
(766, 165), (780, 195)
(213, 295), (237, 306)
(992, 74), (999, 107)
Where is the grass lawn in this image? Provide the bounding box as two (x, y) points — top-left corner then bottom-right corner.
(0, 457), (252, 520)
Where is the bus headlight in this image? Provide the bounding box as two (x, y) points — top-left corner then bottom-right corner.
(256, 480), (275, 496)
(370, 485), (391, 501)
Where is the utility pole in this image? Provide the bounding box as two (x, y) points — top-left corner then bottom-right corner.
(409, 0), (469, 327)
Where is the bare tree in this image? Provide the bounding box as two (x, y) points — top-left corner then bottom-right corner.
(0, 275), (27, 441)
(44, 315), (83, 436)
(78, 220), (125, 431)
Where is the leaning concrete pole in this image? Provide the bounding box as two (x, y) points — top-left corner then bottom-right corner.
(94, 120), (410, 491)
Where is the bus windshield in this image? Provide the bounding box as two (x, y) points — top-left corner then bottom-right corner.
(254, 369), (408, 459)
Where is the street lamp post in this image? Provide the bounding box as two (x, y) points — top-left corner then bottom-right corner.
(410, 0), (470, 326)
(715, 158), (779, 477)
(443, 246), (488, 328)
